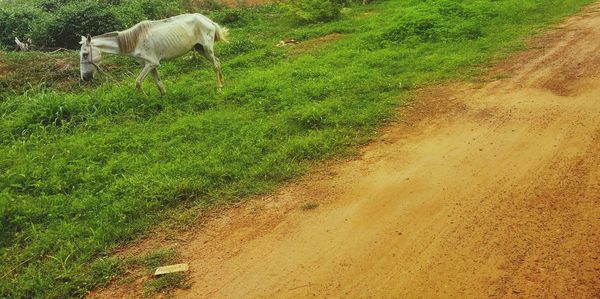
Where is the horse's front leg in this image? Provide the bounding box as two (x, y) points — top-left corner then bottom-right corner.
(135, 63), (156, 96)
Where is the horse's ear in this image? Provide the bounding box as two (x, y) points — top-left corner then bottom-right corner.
(86, 34), (92, 43)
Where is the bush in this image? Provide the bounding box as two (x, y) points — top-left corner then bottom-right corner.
(0, 5), (43, 46)
(0, 0), (183, 49)
(32, 1), (123, 48)
(35, 0), (73, 12)
(112, 0), (183, 27)
(381, 1), (486, 45)
(212, 7), (254, 26)
(276, 0), (371, 23)
(276, 0), (349, 23)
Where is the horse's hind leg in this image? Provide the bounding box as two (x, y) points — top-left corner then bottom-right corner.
(135, 63), (155, 96)
(194, 43), (224, 91)
(150, 69), (166, 95)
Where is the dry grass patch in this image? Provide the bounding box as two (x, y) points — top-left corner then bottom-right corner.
(287, 33), (343, 55)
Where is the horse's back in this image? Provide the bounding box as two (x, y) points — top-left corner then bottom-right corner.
(153, 13), (216, 30)
(136, 13), (216, 60)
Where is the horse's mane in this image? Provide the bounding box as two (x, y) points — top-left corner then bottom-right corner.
(95, 31), (118, 39)
(117, 21), (152, 54)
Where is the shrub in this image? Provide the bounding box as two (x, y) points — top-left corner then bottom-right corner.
(0, 5), (43, 46)
(35, 0), (73, 12)
(0, 0), (183, 49)
(381, 1), (486, 45)
(112, 0), (183, 27)
(276, 0), (370, 23)
(33, 1), (123, 48)
(212, 7), (254, 26)
(185, 0), (227, 12)
(276, 0), (348, 23)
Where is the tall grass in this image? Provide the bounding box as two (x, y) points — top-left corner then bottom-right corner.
(0, 0), (594, 297)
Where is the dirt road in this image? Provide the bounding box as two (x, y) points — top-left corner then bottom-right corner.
(98, 3), (600, 298)
(180, 5), (600, 298)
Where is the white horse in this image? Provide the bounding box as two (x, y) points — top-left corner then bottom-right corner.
(79, 13), (229, 96)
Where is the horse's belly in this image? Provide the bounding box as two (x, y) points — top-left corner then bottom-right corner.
(152, 30), (197, 60)
(159, 45), (193, 59)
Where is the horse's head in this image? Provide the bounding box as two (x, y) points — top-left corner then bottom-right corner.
(79, 35), (102, 81)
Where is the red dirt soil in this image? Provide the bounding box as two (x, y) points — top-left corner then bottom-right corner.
(91, 2), (600, 298)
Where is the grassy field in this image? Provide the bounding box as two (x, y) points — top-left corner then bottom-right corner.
(0, 0), (594, 297)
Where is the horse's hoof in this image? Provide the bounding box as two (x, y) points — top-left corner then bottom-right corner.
(136, 86), (148, 97)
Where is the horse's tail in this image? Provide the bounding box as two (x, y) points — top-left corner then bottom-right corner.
(213, 23), (229, 43)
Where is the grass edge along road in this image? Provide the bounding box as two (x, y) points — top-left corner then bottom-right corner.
(0, 0), (595, 297)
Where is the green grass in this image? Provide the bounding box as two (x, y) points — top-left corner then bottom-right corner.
(144, 272), (190, 297)
(90, 248), (189, 297)
(0, 50), (140, 99)
(124, 249), (191, 296)
(0, 0), (594, 297)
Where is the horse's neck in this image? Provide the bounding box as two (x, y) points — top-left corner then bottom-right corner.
(92, 35), (121, 55)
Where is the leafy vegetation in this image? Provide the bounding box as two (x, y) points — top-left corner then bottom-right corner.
(276, 0), (349, 22)
(0, 0), (183, 48)
(0, 0), (594, 298)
